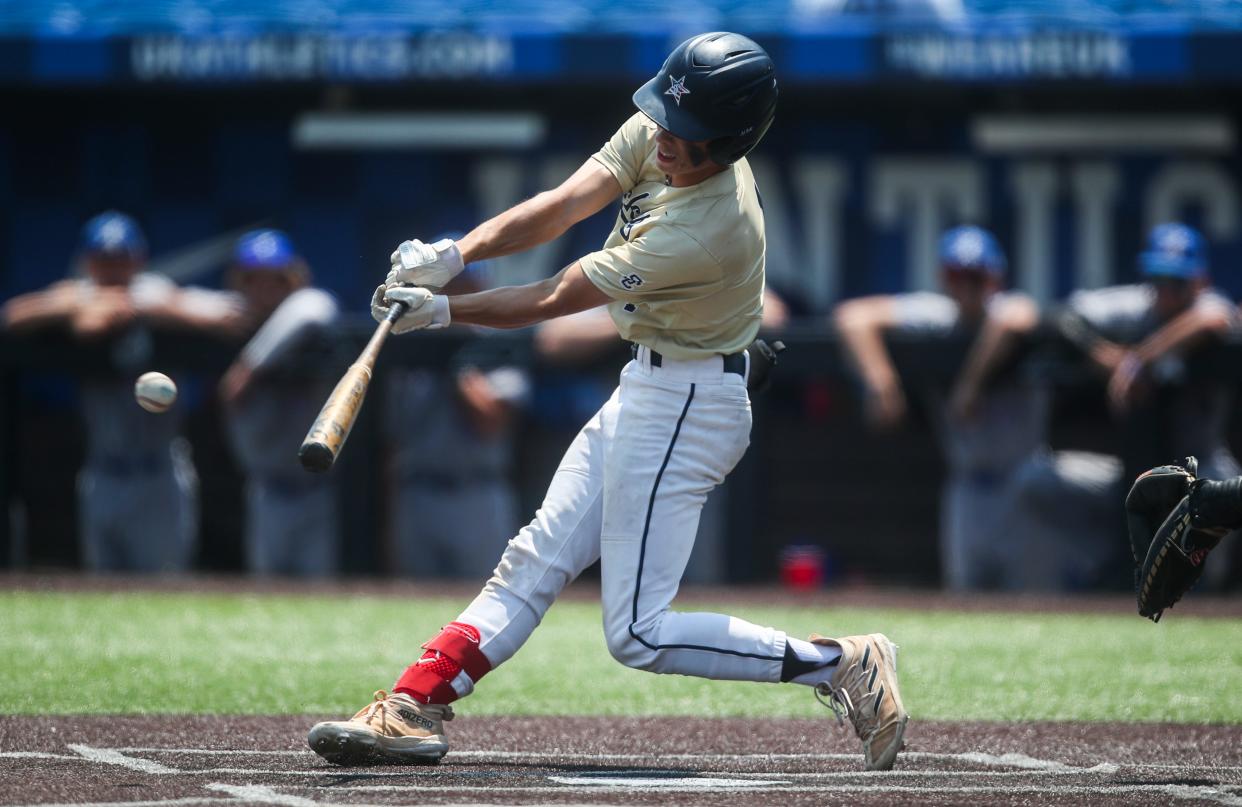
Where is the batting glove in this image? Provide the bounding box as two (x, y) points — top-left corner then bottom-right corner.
(387, 238), (464, 292)
(370, 284), (451, 334)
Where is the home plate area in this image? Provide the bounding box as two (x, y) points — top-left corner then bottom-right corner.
(2, 716), (1241, 806)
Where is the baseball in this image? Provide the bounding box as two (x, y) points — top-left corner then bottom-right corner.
(134, 371), (177, 413)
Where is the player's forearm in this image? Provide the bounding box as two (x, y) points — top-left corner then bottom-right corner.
(837, 324), (898, 391)
(957, 304), (1037, 390)
(1056, 309), (1124, 373)
(458, 191), (573, 264)
(449, 275), (563, 330)
(1134, 307), (1231, 364)
(2, 293), (77, 332)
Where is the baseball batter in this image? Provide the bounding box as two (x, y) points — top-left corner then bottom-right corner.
(219, 230), (341, 576)
(309, 33), (908, 771)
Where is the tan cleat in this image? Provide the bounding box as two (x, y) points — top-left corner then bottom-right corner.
(810, 633), (909, 771)
(307, 690), (453, 766)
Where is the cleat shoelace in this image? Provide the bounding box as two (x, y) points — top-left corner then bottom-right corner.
(814, 656), (882, 741)
(350, 690), (454, 735)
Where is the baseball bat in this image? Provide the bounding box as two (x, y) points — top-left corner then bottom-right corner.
(298, 301), (408, 473)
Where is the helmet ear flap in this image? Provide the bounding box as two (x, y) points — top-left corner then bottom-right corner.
(707, 114), (775, 166)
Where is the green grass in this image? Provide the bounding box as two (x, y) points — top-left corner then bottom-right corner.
(2, 590), (1240, 722)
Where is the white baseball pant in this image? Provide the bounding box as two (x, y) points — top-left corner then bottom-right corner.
(457, 347), (788, 682)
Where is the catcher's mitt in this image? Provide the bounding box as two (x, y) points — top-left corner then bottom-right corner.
(1124, 457), (1229, 622)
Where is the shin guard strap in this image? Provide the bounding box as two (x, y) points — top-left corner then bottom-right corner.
(393, 664), (458, 705)
(422, 622), (492, 682)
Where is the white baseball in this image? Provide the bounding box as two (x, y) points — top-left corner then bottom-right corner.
(134, 371), (177, 413)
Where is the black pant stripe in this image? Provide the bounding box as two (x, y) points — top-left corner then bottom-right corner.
(627, 382), (782, 664)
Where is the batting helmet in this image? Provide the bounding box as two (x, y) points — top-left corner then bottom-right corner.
(939, 225), (1007, 276)
(80, 210), (146, 259)
(1139, 223), (1207, 279)
(632, 32), (778, 166)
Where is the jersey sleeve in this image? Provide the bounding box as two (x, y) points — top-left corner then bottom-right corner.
(1195, 288), (1239, 327)
(241, 288), (339, 371)
(590, 113), (653, 191)
(578, 225), (723, 305)
(482, 366), (532, 409)
(891, 292), (958, 336)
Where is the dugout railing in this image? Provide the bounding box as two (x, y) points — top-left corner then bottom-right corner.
(3, 322), (1240, 586)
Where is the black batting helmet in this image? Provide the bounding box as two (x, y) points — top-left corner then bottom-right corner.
(632, 32), (778, 166)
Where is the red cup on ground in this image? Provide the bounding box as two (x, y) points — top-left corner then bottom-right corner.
(780, 545), (825, 590)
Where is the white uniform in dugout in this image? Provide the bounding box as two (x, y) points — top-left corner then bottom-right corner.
(309, 31), (908, 773)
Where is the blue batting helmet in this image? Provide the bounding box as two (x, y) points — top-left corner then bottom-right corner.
(234, 229), (297, 270)
(1139, 223), (1206, 280)
(939, 225), (1006, 276)
(80, 211), (146, 259)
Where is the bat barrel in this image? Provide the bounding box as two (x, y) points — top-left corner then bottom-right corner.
(297, 300), (408, 473)
(298, 441), (337, 474)
(298, 362), (373, 472)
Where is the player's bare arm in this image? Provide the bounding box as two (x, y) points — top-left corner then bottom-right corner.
(376, 262), (610, 333)
(386, 161), (622, 294)
(458, 160), (622, 263)
(455, 368), (517, 438)
(834, 296), (906, 428)
(534, 308), (622, 365)
(1107, 300), (1233, 412)
(1, 282), (84, 332)
(1132, 301), (1233, 366)
(950, 295), (1039, 420)
(1055, 306), (1128, 373)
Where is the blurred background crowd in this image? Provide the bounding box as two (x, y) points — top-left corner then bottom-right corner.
(2, 0), (1242, 593)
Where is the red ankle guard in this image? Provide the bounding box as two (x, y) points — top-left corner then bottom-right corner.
(394, 622), (491, 705)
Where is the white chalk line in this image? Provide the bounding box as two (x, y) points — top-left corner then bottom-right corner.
(68, 744), (180, 775)
(4, 794), (232, 799)
(203, 784), (319, 807)
(301, 782), (1242, 803)
(115, 748), (312, 757)
(101, 747), (1242, 772)
(80, 764), (1115, 780)
(106, 746), (1114, 766)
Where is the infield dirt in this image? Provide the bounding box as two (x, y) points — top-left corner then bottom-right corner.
(2, 714), (1241, 806)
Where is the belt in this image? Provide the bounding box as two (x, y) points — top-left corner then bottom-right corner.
(632, 344), (746, 376)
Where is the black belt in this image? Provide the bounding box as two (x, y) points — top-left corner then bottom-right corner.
(632, 344), (746, 376)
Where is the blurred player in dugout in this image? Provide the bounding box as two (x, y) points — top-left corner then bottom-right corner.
(834, 225), (1120, 590)
(1056, 222), (1241, 588)
(218, 229), (342, 576)
(1, 211), (241, 572)
(383, 239), (530, 579)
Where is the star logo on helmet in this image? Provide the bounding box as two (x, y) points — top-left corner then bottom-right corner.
(665, 75), (691, 106)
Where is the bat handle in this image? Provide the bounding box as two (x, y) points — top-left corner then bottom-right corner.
(385, 299), (410, 324)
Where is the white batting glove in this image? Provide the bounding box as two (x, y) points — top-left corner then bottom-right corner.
(387, 238), (464, 292)
(370, 284), (451, 335)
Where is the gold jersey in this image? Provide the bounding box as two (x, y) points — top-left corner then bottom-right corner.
(579, 113), (766, 360)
